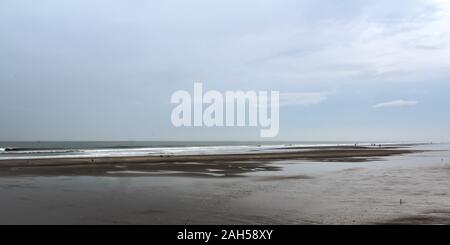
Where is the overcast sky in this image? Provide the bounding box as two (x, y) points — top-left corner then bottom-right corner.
(1, 0), (450, 141)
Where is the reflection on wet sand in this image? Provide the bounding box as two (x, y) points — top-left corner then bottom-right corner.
(2, 161), (281, 178)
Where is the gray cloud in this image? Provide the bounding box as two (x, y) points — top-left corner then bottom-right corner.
(0, 0), (449, 140)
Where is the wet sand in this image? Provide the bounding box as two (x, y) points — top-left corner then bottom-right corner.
(1, 145), (450, 224)
(0, 147), (415, 178)
(0, 147), (416, 168)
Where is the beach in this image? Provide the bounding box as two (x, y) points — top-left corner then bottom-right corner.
(1, 143), (450, 224)
(0, 146), (415, 168)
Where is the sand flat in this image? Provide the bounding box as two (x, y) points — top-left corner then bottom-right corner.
(0, 147), (416, 168)
(1, 144), (450, 224)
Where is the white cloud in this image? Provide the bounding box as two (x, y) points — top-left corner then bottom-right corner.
(372, 99), (418, 108)
(280, 92), (328, 106)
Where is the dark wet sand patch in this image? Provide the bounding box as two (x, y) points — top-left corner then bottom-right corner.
(0, 161), (281, 178)
(134, 209), (165, 215)
(316, 157), (383, 162)
(253, 175), (314, 181)
(379, 209), (450, 225)
(337, 167), (366, 172)
(277, 145), (419, 150)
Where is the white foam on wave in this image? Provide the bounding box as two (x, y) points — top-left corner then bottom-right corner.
(0, 145), (277, 160)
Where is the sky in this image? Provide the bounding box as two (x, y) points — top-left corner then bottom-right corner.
(1, 0), (450, 142)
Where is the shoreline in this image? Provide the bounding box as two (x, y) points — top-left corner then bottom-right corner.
(0, 147), (418, 168)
